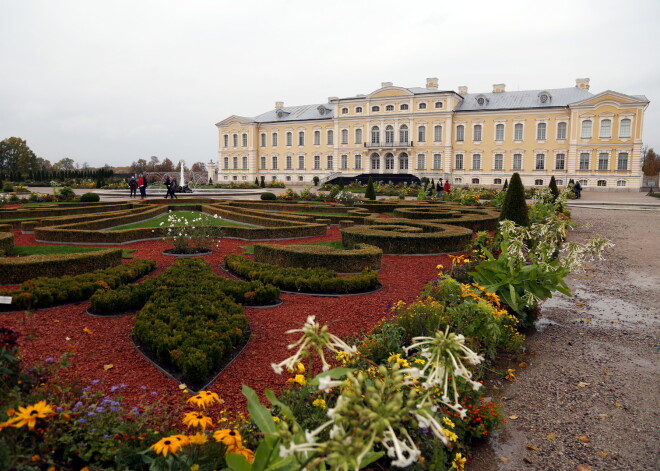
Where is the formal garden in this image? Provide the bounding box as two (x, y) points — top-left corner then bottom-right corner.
(0, 174), (613, 470)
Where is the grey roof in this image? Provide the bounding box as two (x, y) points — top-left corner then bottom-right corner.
(252, 104), (335, 123)
(455, 87), (594, 111)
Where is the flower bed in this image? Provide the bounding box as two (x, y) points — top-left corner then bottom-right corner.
(225, 254), (379, 294)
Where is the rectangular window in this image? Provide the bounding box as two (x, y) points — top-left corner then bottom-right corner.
(298, 131), (305, 146)
(355, 154), (362, 169)
(472, 153), (481, 170)
(495, 124), (504, 141)
(286, 155), (292, 170)
(298, 155), (305, 170)
(455, 154), (464, 170)
(598, 152), (609, 170)
(399, 156), (408, 170)
(513, 153), (522, 170)
(600, 120), (612, 138)
(314, 130), (320, 145)
(313, 155), (320, 170)
(433, 153), (442, 170)
(242, 156), (248, 169)
(355, 128), (362, 144)
(434, 125), (442, 142)
(619, 119), (631, 138)
(327, 130), (334, 145)
(260, 156), (266, 169)
(456, 125), (464, 142)
(286, 132), (292, 146)
(233, 157), (238, 169)
(233, 134), (238, 147)
(581, 120), (592, 139)
(473, 125), (482, 142)
(617, 152), (629, 170)
(242, 133), (248, 147)
(579, 152), (590, 170)
(418, 126), (426, 142)
(341, 154), (348, 170)
(341, 129), (348, 145)
(555, 153), (565, 170)
(537, 123), (547, 140)
(272, 133), (278, 147)
(272, 156), (278, 169)
(417, 154), (425, 170)
(224, 135), (229, 148)
(327, 155), (333, 169)
(514, 123), (523, 141)
(223, 157), (229, 170)
(535, 153), (545, 170)
(557, 122), (567, 140)
(494, 153), (503, 170)
(260, 134), (266, 147)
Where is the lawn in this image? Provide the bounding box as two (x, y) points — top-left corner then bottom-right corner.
(108, 211), (254, 230)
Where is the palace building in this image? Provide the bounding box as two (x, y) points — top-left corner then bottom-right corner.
(210, 78), (649, 190)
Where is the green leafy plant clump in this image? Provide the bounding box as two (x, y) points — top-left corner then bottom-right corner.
(224, 254), (379, 294)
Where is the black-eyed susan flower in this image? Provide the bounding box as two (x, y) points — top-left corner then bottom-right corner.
(186, 390), (223, 409)
(285, 374), (306, 386)
(213, 429), (242, 448)
(183, 412), (213, 431)
(227, 446), (254, 463)
(150, 436), (183, 457)
(188, 432), (208, 445)
(9, 400), (54, 430)
(451, 452), (466, 470)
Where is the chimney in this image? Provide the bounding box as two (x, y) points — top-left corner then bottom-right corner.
(492, 83), (506, 93)
(576, 78), (590, 90)
(275, 101), (284, 110)
(327, 96), (338, 102)
(458, 86), (468, 95)
(381, 81), (393, 88)
(426, 77), (438, 89)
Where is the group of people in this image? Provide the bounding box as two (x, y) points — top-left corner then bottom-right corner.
(128, 174), (148, 199)
(435, 179), (450, 197)
(127, 174), (178, 199)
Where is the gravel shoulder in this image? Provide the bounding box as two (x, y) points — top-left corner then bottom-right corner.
(469, 207), (660, 470)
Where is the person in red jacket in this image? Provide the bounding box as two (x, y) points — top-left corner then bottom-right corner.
(443, 180), (451, 193)
(138, 174), (146, 199)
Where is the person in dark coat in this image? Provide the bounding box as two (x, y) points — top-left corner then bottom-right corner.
(573, 181), (582, 199)
(128, 176), (137, 198)
(166, 178), (178, 199)
(164, 175), (171, 194)
(436, 179), (444, 197)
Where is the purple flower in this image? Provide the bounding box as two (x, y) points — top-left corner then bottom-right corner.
(56, 406), (63, 412)
(119, 383), (126, 388)
(73, 401), (83, 410)
(82, 387), (90, 392)
(95, 407), (105, 413)
(103, 434), (109, 439)
(110, 386), (119, 393)
(150, 391), (158, 396)
(91, 428), (97, 433)
(44, 357), (54, 363)
(140, 385), (147, 390)
(91, 379), (100, 385)
(87, 412), (95, 417)
(78, 418), (86, 424)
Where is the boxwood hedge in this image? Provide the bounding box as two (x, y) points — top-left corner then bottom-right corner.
(253, 242), (382, 272)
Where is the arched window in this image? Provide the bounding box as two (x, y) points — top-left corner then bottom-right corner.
(223, 157), (229, 169)
(385, 153), (394, 170)
(223, 135), (229, 147)
(341, 107), (349, 114)
(435, 101), (443, 109)
(399, 125), (409, 144)
(597, 180), (607, 187)
(557, 122), (567, 140)
(371, 126), (380, 144)
(617, 152), (629, 170)
(298, 131), (305, 146)
(385, 104), (394, 111)
(326, 155), (333, 169)
(260, 133), (266, 147)
(242, 133), (248, 147)
(472, 178), (480, 184)
(619, 118), (631, 138)
(472, 153), (481, 170)
(617, 179), (627, 187)
(233, 134), (238, 147)
(286, 155), (292, 169)
(399, 153), (409, 170)
(233, 156), (238, 169)
(371, 105), (380, 112)
(355, 128), (362, 144)
(455, 154), (464, 170)
(494, 178), (502, 185)
(286, 132), (292, 146)
(456, 125), (464, 142)
(581, 120), (592, 138)
(272, 132), (278, 146)
(434, 125), (442, 142)
(535, 153), (545, 170)
(400, 104), (409, 110)
(385, 125), (394, 144)
(418, 125), (426, 142)
(314, 130), (320, 145)
(537, 122), (547, 140)
(371, 153), (380, 170)
(327, 130), (334, 145)
(355, 106), (363, 113)
(242, 156), (248, 169)
(535, 179), (544, 185)
(600, 119), (612, 138)
(494, 153), (503, 170)
(419, 102), (427, 109)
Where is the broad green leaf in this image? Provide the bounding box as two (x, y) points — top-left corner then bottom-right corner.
(243, 385), (276, 434)
(226, 452), (252, 471)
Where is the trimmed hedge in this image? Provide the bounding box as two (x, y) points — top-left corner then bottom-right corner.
(0, 203), (133, 221)
(80, 193), (100, 202)
(0, 232), (14, 255)
(0, 224), (11, 232)
(0, 258), (156, 311)
(20, 221), (39, 232)
(341, 222), (473, 254)
(253, 242), (382, 272)
(1, 248), (123, 285)
(131, 259), (252, 386)
(390, 206), (499, 231)
(225, 254), (379, 294)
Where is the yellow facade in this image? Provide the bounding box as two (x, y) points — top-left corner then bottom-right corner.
(211, 78), (648, 190)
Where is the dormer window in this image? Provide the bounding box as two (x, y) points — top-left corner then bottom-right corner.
(317, 105), (329, 115)
(386, 104), (394, 111)
(475, 95), (489, 106)
(371, 105), (380, 112)
(538, 91), (552, 104)
(341, 107), (349, 114)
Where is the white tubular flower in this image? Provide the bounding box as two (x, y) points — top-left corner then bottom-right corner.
(317, 375), (345, 391)
(382, 426), (421, 468)
(413, 410), (449, 446)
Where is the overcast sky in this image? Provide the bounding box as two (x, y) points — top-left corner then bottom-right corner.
(1, 0), (658, 168)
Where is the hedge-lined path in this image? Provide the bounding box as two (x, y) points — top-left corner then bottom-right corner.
(4, 225), (451, 412)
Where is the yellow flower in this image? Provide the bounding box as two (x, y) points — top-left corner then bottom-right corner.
(387, 353), (411, 369)
(312, 398), (326, 409)
(82, 327), (92, 335)
(335, 350), (353, 366)
(287, 361), (305, 374)
(227, 446), (255, 463)
(190, 465), (200, 471)
(172, 434), (190, 446)
(286, 374), (306, 386)
(183, 411), (213, 430)
(443, 417), (455, 429)
(213, 429), (242, 448)
(444, 429), (458, 442)
(414, 358), (426, 365)
(452, 452), (467, 470)
(150, 436), (183, 457)
(272, 416), (281, 422)
(186, 390), (223, 409)
(9, 400), (54, 430)
(188, 432), (209, 445)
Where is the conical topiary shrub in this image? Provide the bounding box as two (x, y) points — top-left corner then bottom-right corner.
(502, 178), (508, 191)
(499, 173), (529, 226)
(548, 175), (560, 201)
(365, 176), (376, 200)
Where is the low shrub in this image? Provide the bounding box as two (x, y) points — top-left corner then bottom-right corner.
(260, 192), (277, 200)
(224, 254), (379, 294)
(0, 258), (156, 311)
(253, 242), (382, 272)
(80, 192), (100, 202)
(0, 231), (13, 255)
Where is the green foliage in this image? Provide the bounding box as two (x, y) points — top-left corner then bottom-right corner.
(80, 192), (100, 202)
(55, 186), (76, 201)
(502, 178), (508, 190)
(499, 172), (529, 226)
(548, 176), (560, 201)
(259, 176), (266, 188)
(260, 192), (276, 200)
(225, 254), (379, 294)
(365, 176), (376, 200)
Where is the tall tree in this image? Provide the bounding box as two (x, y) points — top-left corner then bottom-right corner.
(499, 173), (529, 226)
(158, 158), (175, 172)
(131, 159), (148, 174)
(191, 162), (206, 172)
(149, 155), (160, 171)
(642, 148), (659, 176)
(0, 137), (41, 173)
(54, 157), (75, 171)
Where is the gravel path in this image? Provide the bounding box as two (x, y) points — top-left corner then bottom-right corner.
(469, 206), (660, 470)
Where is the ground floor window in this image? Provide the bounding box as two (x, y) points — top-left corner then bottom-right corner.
(286, 176), (291, 181)
(579, 179), (588, 186)
(597, 180), (607, 186)
(617, 180), (626, 187)
(355, 155), (362, 169)
(472, 178), (480, 184)
(454, 177), (462, 184)
(556, 179), (564, 186)
(535, 179), (543, 185)
(494, 178), (502, 185)
(298, 176), (304, 182)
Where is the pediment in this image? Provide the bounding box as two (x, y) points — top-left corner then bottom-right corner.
(571, 90), (648, 107)
(215, 115), (256, 127)
(369, 87), (414, 99)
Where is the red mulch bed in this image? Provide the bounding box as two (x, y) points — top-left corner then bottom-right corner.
(2, 226), (451, 412)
